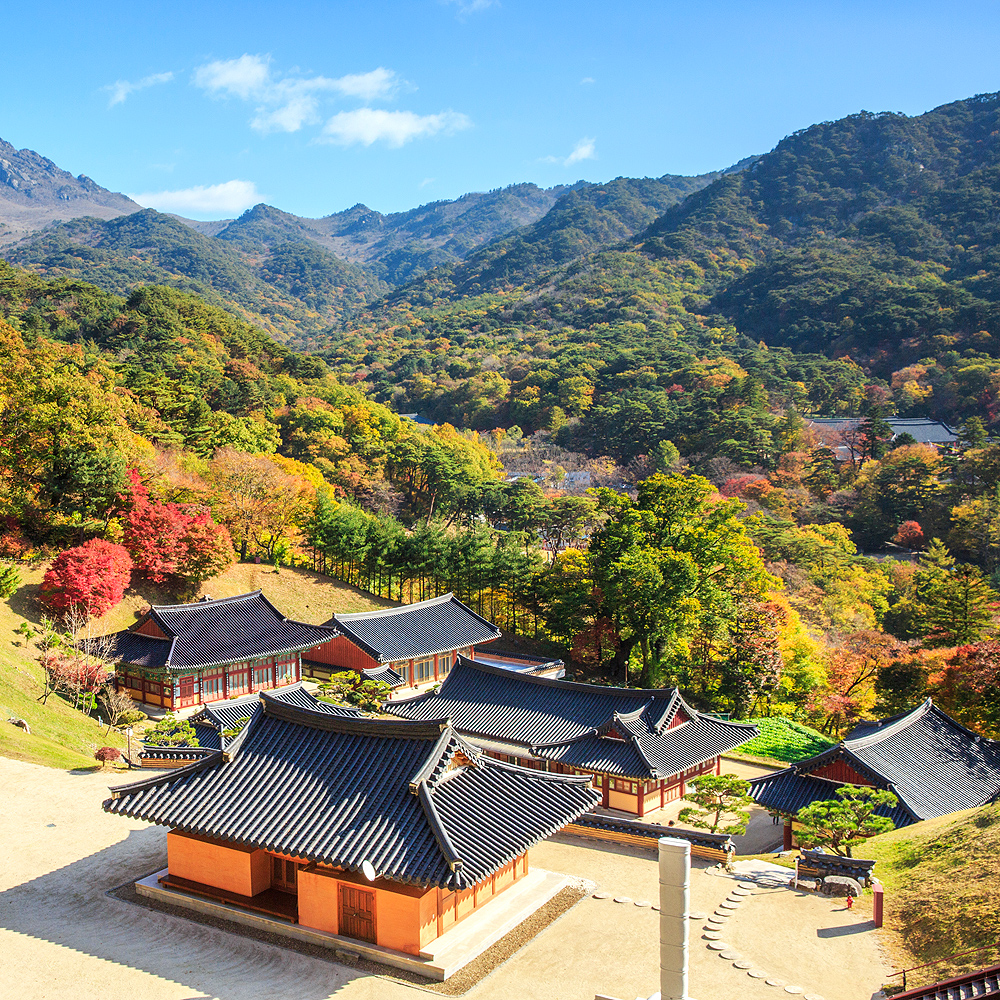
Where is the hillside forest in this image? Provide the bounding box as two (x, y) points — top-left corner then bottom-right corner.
(5, 93), (1000, 746)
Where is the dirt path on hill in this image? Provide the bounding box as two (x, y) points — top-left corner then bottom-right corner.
(0, 757), (890, 1000)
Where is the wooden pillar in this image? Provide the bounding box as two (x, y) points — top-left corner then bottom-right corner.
(637, 783), (645, 817)
(783, 820), (793, 851)
(716, 756), (722, 775)
(661, 780), (666, 809)
(602, 775), (609, 808)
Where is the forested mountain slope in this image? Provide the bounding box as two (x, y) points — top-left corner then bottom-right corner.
(441, 168), (743, 295)
(640, 92), (1000, 365)
(5, 209), (389, 342)
(308, 93), (1000, 461)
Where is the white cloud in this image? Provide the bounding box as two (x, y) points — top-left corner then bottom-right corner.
(193, 55), (401, 134)
(543, 137), (597, 167)
(128, 179), (262, 216)
(420, 177), (435, 188)
(105, 71), (173, 108)
(333, 68), (398, 101)
(580, 76), (595, 85)
(194, 54), (271, 100)
(565, 137), (596, 165)
(319, 108), (471, 147)
(441, 0), (497, 16)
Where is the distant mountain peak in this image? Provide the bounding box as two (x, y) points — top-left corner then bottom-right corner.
(0, 136), (138, 245)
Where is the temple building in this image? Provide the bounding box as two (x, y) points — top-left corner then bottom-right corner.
(105, 692), (598, 963)
(749, 699), (1000, 848)
(387, 657), (758, 817)
(302, 594), (504, 690)
(101, 591), (338, 710)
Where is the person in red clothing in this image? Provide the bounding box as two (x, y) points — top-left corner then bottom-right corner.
(846, 893), (854, 910)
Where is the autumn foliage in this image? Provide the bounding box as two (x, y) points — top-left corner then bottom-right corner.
(39, 539), (132, 617)
(120, 471), (233, 587)
(893, 520), (925, 550)
(94, 746), (121, 768)
(933, 642), (1000, 739)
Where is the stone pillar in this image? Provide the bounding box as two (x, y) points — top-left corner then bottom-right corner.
(659, 836), (690, 1000)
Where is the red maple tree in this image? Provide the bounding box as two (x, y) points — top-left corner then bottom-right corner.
(892, 520), (925, 551)
(39, 539), (132, 617)
(120, 471), (233, 586)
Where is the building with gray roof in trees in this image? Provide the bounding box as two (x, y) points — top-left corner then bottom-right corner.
(97, 591), (339, 711)
(749, 698), (1000, 849)
(387, 657), (758, 817)
(105, 691), (598, 962)
(303, 593), (564, 692)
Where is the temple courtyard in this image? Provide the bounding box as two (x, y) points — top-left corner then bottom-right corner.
(0, 756), (890, 1000)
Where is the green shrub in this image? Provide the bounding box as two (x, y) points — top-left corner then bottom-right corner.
(0, 563), (21, 599)
(736, 717), (835, 763)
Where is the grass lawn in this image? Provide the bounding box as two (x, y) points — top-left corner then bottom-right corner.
(92, 560), (394, 633)
(0, 561), (392, 770)
(0, 565), (119, 769)
(861, 804), (1000, 982)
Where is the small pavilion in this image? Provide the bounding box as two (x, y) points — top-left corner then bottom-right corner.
(749, 698), (1000, 848)
(387, 657), (758, 817)
(105, 692), (598, 959)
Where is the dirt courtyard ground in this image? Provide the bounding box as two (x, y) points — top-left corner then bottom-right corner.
(0, 757), (891, 1000)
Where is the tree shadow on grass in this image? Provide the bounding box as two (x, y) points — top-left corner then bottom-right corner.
(8, 580), (44, 627)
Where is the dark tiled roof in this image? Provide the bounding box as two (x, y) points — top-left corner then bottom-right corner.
(570, 811), (736, 854)
(750, 700), (1000, 823)
(362, 665), (405, 688)
(891, 963), (1000, 1000)
(101, 591), (339, 671)
(101, 630), (172, 668)
(329, 594), (501, 664)
(807, 417), (958, 445)
(472, 646), (566, 677)
(105, 693), (598, 890)
(387, 658), (757, 778)
(749, 767), (914, 827)
(138, 746), (217, 764)
(189, 684), (358, 749)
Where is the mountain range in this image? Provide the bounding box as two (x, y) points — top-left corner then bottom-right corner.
(5, 91), (1000, 452)
(0, 140), (728, 341)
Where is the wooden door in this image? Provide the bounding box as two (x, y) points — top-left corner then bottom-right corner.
(338, 884), (376, 943)
(179, 676), (195, 706)
(271, 856), (298, 893)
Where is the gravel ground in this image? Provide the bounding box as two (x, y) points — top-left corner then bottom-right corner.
(110, 876), (586, 996)
(0, 755), (891, 1000)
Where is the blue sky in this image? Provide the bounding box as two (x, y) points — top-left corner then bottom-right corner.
(4, 1), (999, 219)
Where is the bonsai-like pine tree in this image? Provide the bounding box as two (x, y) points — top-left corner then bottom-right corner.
(679, 774), (753, 835)
(795, 785), (898, 857)
(143, 714), (198, 747)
